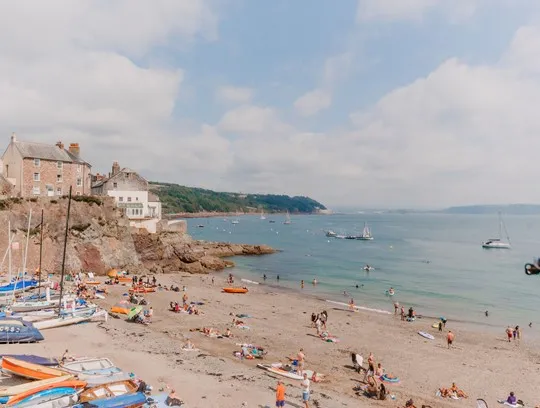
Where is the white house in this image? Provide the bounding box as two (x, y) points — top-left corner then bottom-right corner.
(91, 162), (162, 232)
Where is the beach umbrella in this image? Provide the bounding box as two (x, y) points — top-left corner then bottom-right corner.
(107, 268), (119, 278)
(127, 306), (143, 320)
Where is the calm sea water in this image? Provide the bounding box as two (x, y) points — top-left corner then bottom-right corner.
(186, 213), (540, 333)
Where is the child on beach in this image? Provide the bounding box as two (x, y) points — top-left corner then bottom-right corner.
(276, 381), (286, 407)
(506, 326), (513, 342)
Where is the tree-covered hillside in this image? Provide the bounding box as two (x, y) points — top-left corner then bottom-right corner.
(149, 182), (326, 214)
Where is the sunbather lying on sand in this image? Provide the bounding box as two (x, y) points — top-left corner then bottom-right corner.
(365, 376), (379, 398)
(439, 382), (468, 398)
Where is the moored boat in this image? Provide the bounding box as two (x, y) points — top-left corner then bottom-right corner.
(525, 258), (540, 275)
(1, 355), (58, 367)
(1, 357), (66, 380)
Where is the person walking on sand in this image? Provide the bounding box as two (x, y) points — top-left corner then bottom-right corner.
(400, 306), (405, 321)
(297, 348), (306, 376)
(320, 310), (328, 330)
(276, 380), (286, 407)
(301, 373), (310, 408)
(447, 330), (455, 349)
(506, 326), (513, 342)
(394, 302), (399, 315)
(348, 298), (355, 311)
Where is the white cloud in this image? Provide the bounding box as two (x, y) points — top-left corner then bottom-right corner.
(294, 89), (332, 116)
(356, 0), (479, 22)
(215, 86), (254, 104)
(218, 105), (291, 135)
(0, 0), (216, 178)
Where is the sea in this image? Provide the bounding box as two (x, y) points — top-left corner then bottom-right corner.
(185, 213), (540, 335)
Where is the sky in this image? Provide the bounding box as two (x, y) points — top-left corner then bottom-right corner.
(1, 0), (540, 209)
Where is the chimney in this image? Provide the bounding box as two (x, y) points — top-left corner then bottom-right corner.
(111, 161), (120, 176)
(68, 143), (80, 157)
(56, 141), (64, 150)
(11, 132), (16, 143)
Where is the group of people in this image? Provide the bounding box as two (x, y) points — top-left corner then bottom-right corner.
(310, 310), (328, 335)
(505, 325), (522, 342)
(438, 382), (468, 399)
(169, 301), (200, 315)
(274, 373), (311, 408)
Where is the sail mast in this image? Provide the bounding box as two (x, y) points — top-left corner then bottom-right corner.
(38, 209), (44, 296)
(57, 186), (72, 314)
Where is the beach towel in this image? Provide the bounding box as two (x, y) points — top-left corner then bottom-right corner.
(380, 374), (400, 383)
(497, 400), (524, 408)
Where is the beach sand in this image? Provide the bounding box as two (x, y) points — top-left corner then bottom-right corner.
(4, 273), (540, 408)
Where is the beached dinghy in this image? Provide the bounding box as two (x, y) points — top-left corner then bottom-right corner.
(0, 280), (39, 296)
(32, 307), (105, 330)
(79, 379), (138, 402)
(59, 357), (132, 386)
(0, 319), (44, 344)
(7, 379), (86, 405)
(0, 375), (72, 397)
(10, 387), (79, 407)
(1, 355), (58, 367)
(10, 300), (60, 313)
(72, 391), (147, 407)
(1, 357), (66, 380)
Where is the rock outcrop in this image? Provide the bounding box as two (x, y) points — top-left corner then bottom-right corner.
(0, 197), (275, 276)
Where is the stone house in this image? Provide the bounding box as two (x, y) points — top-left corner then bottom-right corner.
(1, 133), (92, 197)
(91, 162), (162, 232)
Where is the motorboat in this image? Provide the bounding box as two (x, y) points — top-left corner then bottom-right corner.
(525, 258), (540, 275)
(325, 230), (337, 238)
(0, 319), (44, 344)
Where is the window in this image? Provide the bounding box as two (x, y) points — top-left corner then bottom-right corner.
(56, 174), (62, 183)
(33, 172), (40, 181)
(136, 197), (139, 201)
(127, 197), (132, 202)
(32, 187), (40, 195)
(76, 191), (81, 196)
(34, 158), (40, 167)
(57, 161), (63, 170)
(113, 182), (118, 189)
(56, 188), (62, 196)
(119, 197), (123, 202)
(76, 178), (82, 187)
(77, 164), (82, 173)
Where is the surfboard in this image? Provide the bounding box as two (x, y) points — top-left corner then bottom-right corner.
(418, 331), (434, 340)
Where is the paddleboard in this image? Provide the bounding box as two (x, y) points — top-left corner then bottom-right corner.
(326, 300), (391, 315)
(418, 331), (434, 340)
(241, 279), (259, 285)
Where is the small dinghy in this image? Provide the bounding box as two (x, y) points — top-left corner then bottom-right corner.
(10, 387), (79, 407)
(1, 355), (58, 367)
(78, 380), (138, 403)
(71, 391), (147, 407)
(0, 375), (72, 397)
(1, 357), (66, 380)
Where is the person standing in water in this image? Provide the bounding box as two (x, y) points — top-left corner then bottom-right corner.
(301, 280), (304, 289)
(277, 275), (280, 281)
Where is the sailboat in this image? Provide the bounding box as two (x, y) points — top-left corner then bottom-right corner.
(283, 210), (291, 225)
(231, 211), (240, 224)
(357, 222), (373, 241)
(260, 210), (266, 220)
(482, 212), (511, 249)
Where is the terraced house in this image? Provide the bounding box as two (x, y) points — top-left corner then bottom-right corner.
(1, 133), (92, 197)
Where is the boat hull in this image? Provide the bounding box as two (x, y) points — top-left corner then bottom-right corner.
(0, 319), (44, 344)
(7, 380), (86, 405)
(0, 375), (72, 397)
(525, 263), (540, 275)
(1, 357), (65, 380)
(72, 391), (147, 407)
(79, 380), (137, 402)
(222, 288), (248, 294)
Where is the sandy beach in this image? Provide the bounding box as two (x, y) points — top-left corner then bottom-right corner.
(4, 273), (539, 408)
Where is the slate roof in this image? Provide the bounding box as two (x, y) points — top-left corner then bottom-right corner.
(13, 141), (89, 165)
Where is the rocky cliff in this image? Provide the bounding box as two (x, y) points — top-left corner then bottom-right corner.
(0, 197), (275, 276)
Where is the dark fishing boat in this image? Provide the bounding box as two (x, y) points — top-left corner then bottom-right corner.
(524, 259), (540, 275)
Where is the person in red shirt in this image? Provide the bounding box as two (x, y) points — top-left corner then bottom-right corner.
(276, 380), (286, 407)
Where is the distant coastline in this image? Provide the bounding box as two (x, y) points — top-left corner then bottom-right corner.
(165, 210), (329, 219)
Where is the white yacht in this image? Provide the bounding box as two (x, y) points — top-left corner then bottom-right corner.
(283, 210), (291, 225)
(260, 210), (266, 220)
(482, 212), (510, 249)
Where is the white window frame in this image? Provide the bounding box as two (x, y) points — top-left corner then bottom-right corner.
(57, 161), (63, 170)
(77, 164), (82, 173)
(33, 172), (40, 181)
(76, 178), (82, 187)
(34, 158), (40, 167)
(56, 174), (62, 183)
(32, 186), (40, 195)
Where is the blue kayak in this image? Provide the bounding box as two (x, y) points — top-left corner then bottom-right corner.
(14, 387), (76, 406)
(72, 392), (147, 407)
